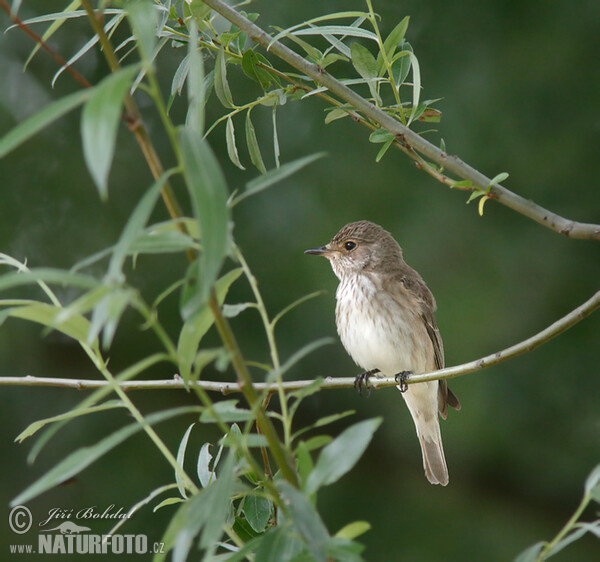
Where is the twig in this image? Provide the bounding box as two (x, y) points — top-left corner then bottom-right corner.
(201, 0), (600, 241)
(3, 289), (598, 392)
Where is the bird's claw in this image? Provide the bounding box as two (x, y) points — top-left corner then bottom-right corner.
(354, 369), (379, 397)
(394, 371), (411, 393)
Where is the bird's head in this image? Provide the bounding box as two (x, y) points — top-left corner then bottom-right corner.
(305, 220), (403, 279)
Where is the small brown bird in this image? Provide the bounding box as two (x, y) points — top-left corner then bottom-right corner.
(305, 220), (460, 485)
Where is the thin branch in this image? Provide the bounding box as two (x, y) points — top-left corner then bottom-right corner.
(201, 0), (600, 241)
(4, 289), (598, 393)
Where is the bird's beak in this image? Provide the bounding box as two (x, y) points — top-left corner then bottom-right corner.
(304, 245), (333, 256)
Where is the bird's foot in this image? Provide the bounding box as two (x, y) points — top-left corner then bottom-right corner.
(354, 369), (380, 397)
(394, 371), (412, 393)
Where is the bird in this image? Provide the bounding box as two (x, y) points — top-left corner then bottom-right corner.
(305, 220), (460, 485)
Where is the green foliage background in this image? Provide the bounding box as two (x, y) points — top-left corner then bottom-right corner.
(0, 0), (599, 559)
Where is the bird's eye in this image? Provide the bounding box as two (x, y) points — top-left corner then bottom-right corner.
(344, 241), (357, 251)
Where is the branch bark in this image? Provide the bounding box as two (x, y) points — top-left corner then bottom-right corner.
(3, 289), (597, 393)
(201, 0), (600, 241)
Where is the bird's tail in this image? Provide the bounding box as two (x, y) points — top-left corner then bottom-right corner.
(416, 421), (448, 486)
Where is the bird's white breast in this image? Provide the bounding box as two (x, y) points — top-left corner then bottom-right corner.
(335, 273), (431, 375)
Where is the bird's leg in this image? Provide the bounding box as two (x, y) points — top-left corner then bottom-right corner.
(354, 368), (380, 397)
(394, 371), (412, 393)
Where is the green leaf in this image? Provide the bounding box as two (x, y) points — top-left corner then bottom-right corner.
(15, 400), (124, 443)
(375, 137), (394, 162)
(81, 65), (139, 199)
(214, 46), (234, 108)
(351, 43), (377, 80)
(478, 195), (491, 216)
(272, 106), (280, 168)
(0, 88), (90, 158)
(27, 353), (168, 463)
(585, 464), (600, 501)
(305, 418), (382, 494)
(199, 400), (253, 423)
(176, 423), (195, 499)
(245, 110), (266, 174)
(277, 481), (329, 561)
(350, 42), (381, 104)
(176, 268), (242, 381)
(222, 302), (255, 318)
(160, 453), (235, 562)
(153, 497), (185, 512)
(234, 153), (325, 205)
(11, 406), (202, 507)
(88, 287), (135, 348)
(241, 49), (275, 89)
(179, 128), (230, 304)
(197, 442), (222, 488)
(268, 11), (369, 49)
(296, 441), (313, 488)
(324, 108), (350, 125)
(369, 128), (395, 143)
(7, 302), (94, 344)
(466, 189), (486, 204)
(302, 435), (333, 452)
(225, 116), (245, 170)
(292, 26), (378, 43)
(267, 338), (333, 383)
(126, 0), (157, 63)
(404, 50), (421, 125)
(244, 494), (271, 533)
(514, 542), (546, 562)
(390, 43), (412, 85)
(335, 521), (371, 540)
(377, 16), (410, 75)
(186, 22), (206, 134)
(108, 170), (175, 282)
(255, 526), (304, 562)
(487, 171), (509, 189)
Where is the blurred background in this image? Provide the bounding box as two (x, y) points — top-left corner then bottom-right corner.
(1, 0), (599, 559)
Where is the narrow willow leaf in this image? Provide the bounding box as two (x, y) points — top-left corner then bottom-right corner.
(176, 423), (195, 499)
(245, 111), (266, 174)
(222, 302), (254, 318)
(11, 406), (202, 506)
(244, 494), (271, 533)
(214, 46), (234, 108)
(234, 153), (325, 206)
(277, 481), (330, 561)
(293, 26), (378, 43)
(324, 108), (350, 125)
(390, 43), (412, 85)
(305, 418), (382, 494)
(160, 453), (235, 562)
(81, 65), (140, 199)
(186, 21), (205, 134)
(335, 521), (371, 540)
(405, 51), (421, 125)
(0, 268), (98, 293)
(8, 302), (94, 344)
(107, 170), (175, 281)
(585, 464), (600, 498)
(52, 14), (125, 87)
(377, 16), (410, 75)
(267, 338), (333, 383)
(154, 497), (185, 512)
(199, 400), (253, 423)
(241, 49), (275, 89)
(487, 171), (509, 189)
(302, 435), (332, 452)
(296, 441), (313, 487)
(87, 287), (135, 348)
(375, 137), (394, 162)
(351, 43), (377, 80)
(179, 128), (230, 303)
(9, 9), (122, 28)
(176, 268), (242, 381)
(126, 0), (157, 63)
(27, 353), (169, 463)
(478, 195), (491, 216)
(272, 290), (325, 328)
(24, 0), (81, 69)
(267, 11), (369, 49)
(225, 117), (245, 169)
(0, 88), (90, 158)
(514, 542), (546, 562)
(255, 527), (304, 561)
(272, 106), (280, 168)
(197, 443), (217, 488)
(15, 400), (124, 443)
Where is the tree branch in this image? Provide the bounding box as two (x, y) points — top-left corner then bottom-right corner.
(201, 0), (600, 241)
(3, 289), (597, 392)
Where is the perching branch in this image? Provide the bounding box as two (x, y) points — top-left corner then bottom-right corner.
(201, 0), (600, 241)
(3, 289), (598, 393)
